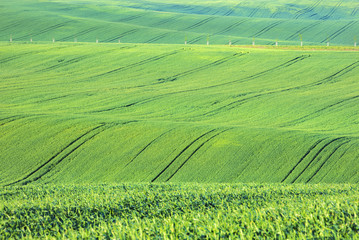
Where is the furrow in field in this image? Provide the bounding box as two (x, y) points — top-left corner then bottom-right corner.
(93, 50), (179, 78)
(3, 124), (108, 186)
(283, 95), (359, 126)
(145, 32), (171, 43)
(214, 20), (248, 35)
(281, 139), (326, 183)
(286, 21), (323, 40)
(182, 16), (216, 31)
(124, 129), (174, 168)
(352, 7), (359, 16)
(103, 29), (139, 42)
(291, 138), (346, 183)
(118, 14), (143, 22)
(14, 21), (74, 40)
(204, 59), (358, 117)
(253, 21), (283, 37)
(188, 36), (205, 44)
(320, 21), (356, 43)
(91, 55), (309, 113)
(0, 20), (23, 32)
(0, 116), (26, 127)
(57, 26), (101, 42)
(294, 0), (323, 19)
(319, 0), (343, 20)
(156, 53), (246, 83)
(318, 144), (354, 182)
(150, 15), (183, 27)
(305, 140), (350, 183)
(151, 129), (216, 182)
(248, 6), (260, 18)
(35, 56), (89, 72)
(223, 3), (241, 16)
(166, 129), (230, 181)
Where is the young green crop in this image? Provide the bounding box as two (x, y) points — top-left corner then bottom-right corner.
(1, 183), (358, 239)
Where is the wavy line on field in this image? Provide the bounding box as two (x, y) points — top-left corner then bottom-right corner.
(156, 53), (246, 84)
(118, 14), (143, 22)
(0, 116), (26, 127)
(0, 49), (54, 64)
(352, 7), (359, 16)
(305, 140), (350, 183)
(317, 143), (354, 182)
(204, 60), (359, 117)
(103, 29), (139, 42)
(248, 6), (260, 18)
(124, 129), (174, 168)
(92, 50), (179, 78)
(0, 20), (23, 32)
(13, 21), (74, 40)
(57, 26), (101, 42)
(214, 19), (248, 35)
(293, 0), (323, 19)
(188, 36), (205, 44)
(145, 32), (171, 43)
(166, 129), (231, 181)
(90, 55), (310, 114)
(286, 21), (323, 40)
(281, 138), (326, 183)
(253, 21), (283, 37)
(319, 0), (343, 20)
(283, 95), (359, 127)
(35, 56), (89, 72)
(151, 129), (216, 182)
(291, 137), (346, 183)
(2, 123), (118, 186)
(182, 16), (216, 31)
(150, 15), (183, 27)
(320, 21), (356, 43)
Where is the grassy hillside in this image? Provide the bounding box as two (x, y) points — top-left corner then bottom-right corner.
(1, 0), (359, 46)
(1, 42), (359, 185)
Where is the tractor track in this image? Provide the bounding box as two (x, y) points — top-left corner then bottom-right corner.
(320, 21), (357, 43)
(253, 21), (283, 37)
(182, 16), (216, 31)
(103, 29), (139, 42)
(124, 129), (174, 168)
(118, 14), (143, 22)
(248, 6), (260, 18)
(319, 0), (343, 20)
(3, 124), (107, 186)
(290, 137), (346, 183)
(188, 36), (205, 44)
(145, 32), (170, 43)
(283, 94), (359, 127)
(58, 26), (101, 42)
(156, 53), (246, 83)
(150, 15), (183, 27)
(203, 59), (359, 117)
(281, 139), (326, 183)
(286, 21), (323, 40)
(93, 50), (179, 78)
(223, 3), (241, 16)
(294, 0), (323, 19)
(0, 116), (26, 127)
(305, 140), (350, 183)
(166, 129), (231, 181)
(151, 129), (217, 182)
(14, 21), (74, 40)
(214, 20), (248, 35)
(35, 56), (89, 72)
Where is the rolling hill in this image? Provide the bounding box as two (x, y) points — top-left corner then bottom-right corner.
(1, 42), (359, 185)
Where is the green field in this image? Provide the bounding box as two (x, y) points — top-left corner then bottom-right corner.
(1, 42), (359, 185)
(1, 0), (359, 238)
(1, 0), (359, 46)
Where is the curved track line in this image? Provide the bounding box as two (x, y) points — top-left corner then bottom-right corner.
(166, 129), (231, 181)
(3, 124), (109, 186)
(305, 140), (350, 183)
(291, 137), (345, 183)
(281, 138), (326, 183)
(124, 129), (174, 168)
(151, 129), (216, 182)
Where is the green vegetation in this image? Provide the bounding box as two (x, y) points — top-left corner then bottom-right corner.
(1, 183), (359, 239)
(1, 42), (358, 185)
(1, 0), (359, 46)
